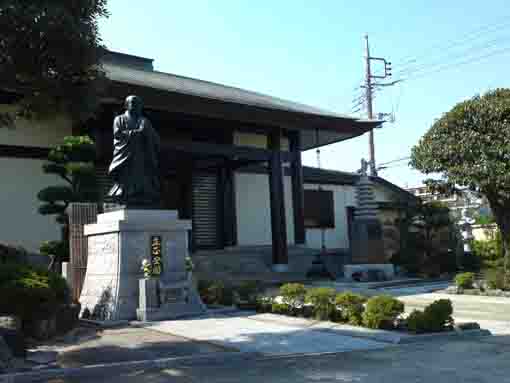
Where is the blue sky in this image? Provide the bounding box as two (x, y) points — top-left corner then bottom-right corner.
(99, 0), (510, 188)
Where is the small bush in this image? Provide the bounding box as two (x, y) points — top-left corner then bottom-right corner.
(280, 283), (307, 314)
(334, 292), (367, 325)
(455, 272), (475, 289)
(406, 299), (453, 333)
(255, 296), (273, 313)
(234, 281), (260, 303)
(271, 302), (290, 315)
(423, 299), (453, 331)
(0, 263), (70, 320)
(197, 280), (234, 306)
(406, 310), (427, 333)
(362, 295), (404, 329)
(485, 269), (508, 290)
(305, 287), (336, 320)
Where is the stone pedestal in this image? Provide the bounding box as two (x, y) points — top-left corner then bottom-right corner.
(350, 219), (386, 264)
(79, 209), (202, 321)
(136, 276), (206, 321)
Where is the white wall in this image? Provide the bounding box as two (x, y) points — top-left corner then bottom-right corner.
(304, 183), (356, 250)
(234, 131), (267, 149)
(0, 105), (72, 148)
(0, 158), (64, 252)
(235, 172), (294, 246)
(233, 131), (289, 151)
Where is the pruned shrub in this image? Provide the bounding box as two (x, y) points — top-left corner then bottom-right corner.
(271, 302), (290, 315)
(455, 272), (475, 289)
(407, 299), (453, 333)
(0, 263), (70, 321)
(255, 296), (273, 313)
(334, 292), (367, 325)
(279, 283), (306, 315)
(197, 280), (234, 306)
(362, 295), (404, 329)
(234, 281), (260, 304)
(305, 287), (336, 320)
(485, 269), (508, 291)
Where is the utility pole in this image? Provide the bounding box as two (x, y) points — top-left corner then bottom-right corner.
(363, 34), (393, 176)
(364, 35), (376, 176)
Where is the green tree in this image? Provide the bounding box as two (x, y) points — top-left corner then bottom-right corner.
(37, 136), (98, 262)
(0, 1), (109, 125)
(411, 89), (510, 284)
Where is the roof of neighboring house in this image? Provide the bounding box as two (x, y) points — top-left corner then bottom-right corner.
(302, 166), (419, 205)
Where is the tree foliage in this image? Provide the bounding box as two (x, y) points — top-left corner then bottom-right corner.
(392, 201), (458, 276)
(0, 1), (109, 124)
(411, 89), (510, 283)
(37, 136), (98, 262)
(38, 136), (98, 223)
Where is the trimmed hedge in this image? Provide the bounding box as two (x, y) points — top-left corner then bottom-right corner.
(362, 295), (404, 330)
(305, 287), (336, 320)
(279, 283), (306, 314)
(455, 272), (475, 289)
(334, 292), (367, 325)
(407, 299), (453, 333)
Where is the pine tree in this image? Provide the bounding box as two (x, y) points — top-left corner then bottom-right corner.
(38, 136), (98, 262)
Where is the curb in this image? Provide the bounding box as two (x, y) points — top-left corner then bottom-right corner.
(0, 351), (254, 383)
(398, 329), (492, 344)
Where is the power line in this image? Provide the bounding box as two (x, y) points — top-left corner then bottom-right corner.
(378, 156), (410, 167)
(397, 34), (510, 78)
(400, 44), (510, 82)
(396, 16), (510, 70)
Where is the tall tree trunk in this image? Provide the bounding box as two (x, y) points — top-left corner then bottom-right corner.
(491, 204), (510, 287)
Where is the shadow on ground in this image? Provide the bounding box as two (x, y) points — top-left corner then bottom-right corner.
(57, 334), (510, 383)
(57, 326), (230, 368)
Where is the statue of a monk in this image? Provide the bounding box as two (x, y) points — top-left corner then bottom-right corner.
(107, 95), (161, 207)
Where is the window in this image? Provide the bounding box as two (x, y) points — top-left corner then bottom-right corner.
(303, 189), (335, 228)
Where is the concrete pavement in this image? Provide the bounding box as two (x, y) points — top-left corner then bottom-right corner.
(51, 335), (510, 383)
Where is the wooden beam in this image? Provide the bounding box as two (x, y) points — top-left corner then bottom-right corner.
(290, 132), (306, 245)
(161, 141), (293, 162)
(268, 128), (289, 268)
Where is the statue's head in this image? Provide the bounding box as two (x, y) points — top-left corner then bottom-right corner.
(125, 95), (143, 116)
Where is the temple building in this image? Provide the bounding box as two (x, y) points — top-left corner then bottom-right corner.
(0, 51), (417, 278)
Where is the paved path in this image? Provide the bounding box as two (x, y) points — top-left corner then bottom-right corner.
(397, 292), (510, 335)
(143, 311), (390, 355)
(58, 335), (510, 383)
(53, 327), (225, 368)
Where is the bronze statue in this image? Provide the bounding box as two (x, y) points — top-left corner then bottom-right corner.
(107, 95), (161, 207)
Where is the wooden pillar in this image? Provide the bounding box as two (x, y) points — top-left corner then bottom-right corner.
(268, 128), (289, 270)
(221, 162), (238, 247)
(289, 131), (306, 245)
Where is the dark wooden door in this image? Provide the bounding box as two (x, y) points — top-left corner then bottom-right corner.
(192, 172), (220, 250)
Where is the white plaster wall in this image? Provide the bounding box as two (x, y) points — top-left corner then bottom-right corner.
(235, 172), (294, 246)
(0, 105), (72, 148)
(0, 158), (64, 252)
(234, 131), (267, 149)
(233, 131), (289, 151)
(304, 184), (356, 250)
